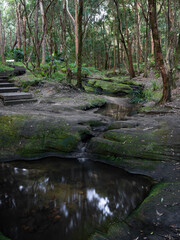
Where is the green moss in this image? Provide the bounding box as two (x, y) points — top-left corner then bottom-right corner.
(80, 97), (106, 110)
(0, 63), (14, 72)
(88, 79), (132, 94)
(0, 114), (81, 159)
(0, 232), (11, 240)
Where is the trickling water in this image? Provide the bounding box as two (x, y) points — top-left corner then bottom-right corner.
(0, 157), (153, 240)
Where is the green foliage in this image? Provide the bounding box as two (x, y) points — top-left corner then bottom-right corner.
(151, 81), (160, 91)
(0, 62), (14, 72)
(51, 71), (65, 82)
(130, 89), (150, 103)
(177, 64), (180, 71)
(0, 232), (11, 240)
(6, 49), (24, 62)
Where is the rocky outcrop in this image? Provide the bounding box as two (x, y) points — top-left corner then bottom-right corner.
(87, 115), (180, 163)
(0, 113), (90, 161)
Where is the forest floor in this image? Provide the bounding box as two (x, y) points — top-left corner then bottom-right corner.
(0, 71), (180, 240)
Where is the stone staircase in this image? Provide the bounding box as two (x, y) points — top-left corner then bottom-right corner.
(0, 68), (36, 105)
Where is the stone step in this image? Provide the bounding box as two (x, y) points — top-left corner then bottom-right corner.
(0, 76), (9, 79)
(0, 79), (8, 83)
(0, 87), (19, 93)
(4, 99), (37, 106)
(0, 83), (14, 87)
(0, 92), (33, 101)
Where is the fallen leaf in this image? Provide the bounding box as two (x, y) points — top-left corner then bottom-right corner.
(156, 210), (163, 216)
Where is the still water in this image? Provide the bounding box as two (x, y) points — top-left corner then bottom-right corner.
(96, 102), (137, 120)
(0, 158), (152, 240)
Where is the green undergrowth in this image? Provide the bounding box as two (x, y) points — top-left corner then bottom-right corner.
(0, 62), (14, 72)
(0, 232), (11, 240)
(130, 80), (162, 103)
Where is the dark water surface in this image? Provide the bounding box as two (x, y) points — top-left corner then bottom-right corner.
(96, 102), (137, 120)
(0, 158), (152, 240)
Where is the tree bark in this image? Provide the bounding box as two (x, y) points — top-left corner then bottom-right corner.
(74, 0), (79, 65)
(0, 11), (5, 64)
(40, 0), (46, 64)
(35, 0), (40, 68)
(22, 14), (27, 62)
(15, 1), (22, 49)
(113, 20), (116, 74)
(76, 0), (83, 88)
(148, 0), (171, 103)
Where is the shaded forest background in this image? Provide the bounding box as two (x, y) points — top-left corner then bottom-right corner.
(0, 0), (180, 102)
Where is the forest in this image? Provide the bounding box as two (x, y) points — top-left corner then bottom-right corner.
(0, 1), (180, 240)
(0, 0), (179, 102)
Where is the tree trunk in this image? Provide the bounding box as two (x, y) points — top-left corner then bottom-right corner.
(114, 0), (135, 79)
(40, 0), (46, 64)
(116, 33), (121, 72)
(135, 0), (140, 75)
(0, 11), (5, 64)
(62, 0), (70, 82)
(15, 1), (22, 49)
(76, 0), (83, 88)
(113, 20), (116, 74)
(22, 15), (26, 62)
(74, 0), (79, 65)
(144, 22), (149, 78)
(35, 0), (40, 68)
(148, 0), (171, 103)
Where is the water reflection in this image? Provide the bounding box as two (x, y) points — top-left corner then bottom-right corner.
(96, 103), (137, 120)
(0, 158), (152, 240)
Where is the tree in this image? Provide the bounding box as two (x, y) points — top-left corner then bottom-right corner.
(148, 0), (171, 103)
(113, 0), (136, 79)
(0, 10), (5, 64)
(76, 0), (84, 88)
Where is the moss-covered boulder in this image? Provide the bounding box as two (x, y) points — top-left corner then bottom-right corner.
(87, 79), (132, 95)
(87, 120), (180, 162)
(0, 114), (83, 161)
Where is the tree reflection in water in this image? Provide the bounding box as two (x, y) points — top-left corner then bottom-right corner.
(0, 158), (152, 240)
(96, 103), (137, 120)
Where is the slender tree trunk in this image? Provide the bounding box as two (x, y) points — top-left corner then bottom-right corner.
(148, 0), (171, 103)
(135, 0), (140, 75)
(77, 0), (83, 88)
(113, 20), (116, 74)
(0, 11), (5, 64)
(144, 22), (149, 77)
(122, 0), (135, 79)
(114, 0), (135, 79)
(74, 0), (79, 65)
(175, 34), (180, 69)
(116, 33), (121, 72)
(35, 0), (40, 68)
(40, 0), (46, 64)
(22, 15), (26, 62)
(15, 1), (22, 49)
(62, 0), (70, 82)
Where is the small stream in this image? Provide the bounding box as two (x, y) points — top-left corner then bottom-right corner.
(0, 157), (153, 240)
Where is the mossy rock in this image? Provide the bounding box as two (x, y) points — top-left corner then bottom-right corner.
(0, 114), (81, 161)
(88, 79), (132, 95)
(79, 97), (106, 110)
(88, 124), (180, 161)
(108, 120), (139, 130)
